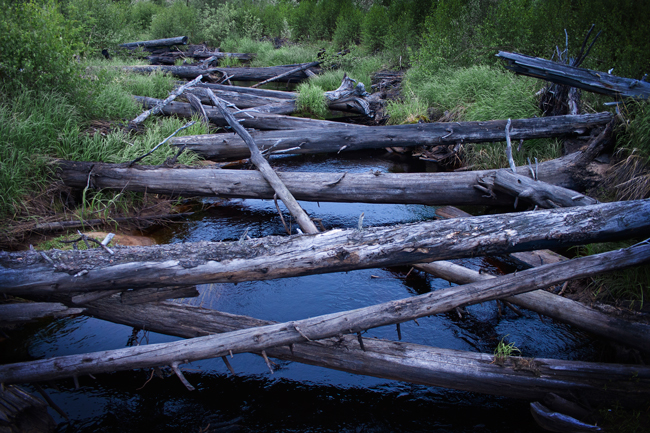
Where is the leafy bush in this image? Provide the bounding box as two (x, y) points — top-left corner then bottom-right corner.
(150, 1), (199, 41)
(130, 0), (162, 31)
(199, 2), (262, 47)
(361, 3), (388, 52)
(0, 0), (82, 92)
(332, 6), (363, 49)
(62, 0), (134, 50)
(290, 0), (316, 41)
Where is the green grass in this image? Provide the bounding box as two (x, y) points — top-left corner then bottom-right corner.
(493, 335), (521, 363)
(295, 83), (328, 118)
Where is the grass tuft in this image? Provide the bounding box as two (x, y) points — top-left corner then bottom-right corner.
(296, 83), (328, 119)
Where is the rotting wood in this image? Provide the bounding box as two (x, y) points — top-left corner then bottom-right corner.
(492, 169), (599, 208)
(0, 302), (85, 325)
(1, 243), (649, 389)
(118, 286), (198, 304)
(206, 90), (319, 235)
(75, 298), (650, 406)
(192, 82), (295, 99)
(2, 200), (650, 295)
(498, 51), (650, 99)
(119, 36), (188, 50)
(148, 51), (254, 66)
(55, 151), (601, 207)
(251, 61), (320, 88)
(133, 95), (365, 130)
(415, 260), (650, 354)
(122, 63), (319, 82)
(129, 75), (203, 127)
(170, 112), (612, 160)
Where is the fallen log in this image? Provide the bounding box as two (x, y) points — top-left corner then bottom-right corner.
(0, 302), (85, 325)
(133, 95), (364, 130)
(130, 75), (203, 126)
(170, 112), (612, 160)
(207, 90), (319, 234)
(54, 151), (599, 207)
(192, 82), (296, 99)
(184, 87), (287, 109)
(119, 36), (188, 50)
(2, 200), (650, 295)
(2, 243), (649, 387)
(251, 61), (321, 88)
(416, 260), (650, 353)
(122, 63), (319, 82)
(29, 212), (193, 233)
(68, 297), (650, 406)
(498, 51), (650, 99)
(148, 51), (254, 66)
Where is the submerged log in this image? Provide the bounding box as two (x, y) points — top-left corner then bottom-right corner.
(2, 242), (649, 389)
(120, 36), (188, 50)
(2, 200), (650, 295)
(55, 151), (599, 207)
(498, 51), (650, 99)
(70, 297), (650, 406)
(133, 95), (364, 130)
(170, 112), (612, 160)
(0, 302), (85, 325)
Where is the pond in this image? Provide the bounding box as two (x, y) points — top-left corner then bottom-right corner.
(1, 150), (601, 432)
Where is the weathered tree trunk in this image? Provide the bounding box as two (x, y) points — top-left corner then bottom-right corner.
(2, 199), (650, 295)
(170, 112), (612, 160)
(133, 95), (364, 130)
(497, 51), (650, 99)
(416, 260), (650, 353)
(148, 52), (254, 66)
(184, 87), (288, 109)
(130, 75), (203, 126)
(120, 37), (188, 50)
(251, 61), (321, 88)
(67, 297), (650, 407)
(0, 303), (84, 325)
(122, 63), (319, 82)
(2, 242), (649, 389)
(192, 82), (295, 99)
(54, 151), (599, 207)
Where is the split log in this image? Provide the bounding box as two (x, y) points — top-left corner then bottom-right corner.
(2, 242), (649, 388)
(119, 36), (188, 50)
(170, 112), (612, 160)
(492, 169), (598, 208)
(498, 51), (650, 99)
(69, 297), (650, 406)
(133, 95), (364, 130)
(0, 302), (84, 325)
(2, 199), (650, 295)
(55, 151), (599, 207)
(415, 260), (650, 353)
(207, 90), (319, 234)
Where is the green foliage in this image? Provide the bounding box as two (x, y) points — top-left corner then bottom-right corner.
(62, 0), (135, 50)
(296, 83), (328, 118)
(332, 6), (363, 49)
(150, 1), (199, 41)
(198, 2), (262, 47)
(361, 3), (388, 52)
(617, 101), (650, 164)
(130, 0), (162, 32)
(257, 0), (294, 39)
(493, 335), (521, 363)
(290, 0), (316, 41)
(0, 0), (82, 93)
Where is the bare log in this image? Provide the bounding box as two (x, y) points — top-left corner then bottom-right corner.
(121, 63), (318, 82)
(415, 260), (650, 353)
(120, 37), (188, 50)
(184, 87), (288, 109)
(54, 151), (600, 207)
(72, 298), (650, 406)
(0, 303), (85, 325)
(2, 200), (650, 295)
(192, 82), (295, 100)
(206, 90), (319, 234)
(493, 169), (598, 208)
(498, 51), (650, 99)
(118, 286), (198, 304)
(130, 75), (202, 126)
(1, 242), (649, 387)
(148, 51), (254, 66)
(251, 61), (320, 88)
(170, 112), (612, 160)
(133, 95), (364, 130)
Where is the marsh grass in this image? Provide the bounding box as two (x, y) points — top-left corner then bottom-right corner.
(493, 335), (521, 364)
(295, 83), (328, 118)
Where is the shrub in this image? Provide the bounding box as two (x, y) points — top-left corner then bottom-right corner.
(361, 3), (388, 53)
(130, 0), (162, 31)
(0, 0), (82, 92)
(150, 1), (199, 41)
(199, 2), (262, 47)
(332, 6), (363, 49)
(62, 0), (134, 50)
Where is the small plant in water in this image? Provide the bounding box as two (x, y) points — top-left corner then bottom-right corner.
(492, 335), (521, 364)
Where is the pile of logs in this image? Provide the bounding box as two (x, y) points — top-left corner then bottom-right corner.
(3, 39), (650, 431)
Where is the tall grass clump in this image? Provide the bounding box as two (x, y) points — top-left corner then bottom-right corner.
(296, 83), (328, 119)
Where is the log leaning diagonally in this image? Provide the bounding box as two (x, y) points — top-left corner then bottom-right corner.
(1, 200), (650, 295)
(1, 243), (649, 387)
(170, 112), (612, 160)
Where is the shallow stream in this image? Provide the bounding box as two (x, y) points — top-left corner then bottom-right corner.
(2, 150), (602, 432)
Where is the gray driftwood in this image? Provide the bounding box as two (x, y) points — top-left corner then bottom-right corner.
(133, 95), (364, 130)
(130, 75), (203, 126)
(1, 243), (649, 389)
(68, 297), (650, 407)
(54, 151), (601, 207)
(170, 112), (612, 160)
(2, 199), (650, 295)
(120, 37), (188, 50)
(122, 63), (318, 82)
(498, 51), (650, 99)
(0, 303), (85, 325)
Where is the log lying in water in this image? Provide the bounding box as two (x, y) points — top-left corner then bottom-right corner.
(54, 151), (597, 207)
(0, 302), (85, 325)
(170, 112), (612, 160)
(73, 297), (650, 407)
(133, 95), (363, 130)
(2, 199), (650, 295)
(119, 36), (188, 50)
(497, 51), (650, 99)
(2, 243), (649, 395)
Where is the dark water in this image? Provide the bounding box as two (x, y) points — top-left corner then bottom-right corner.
(2, 150), (600, 432)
